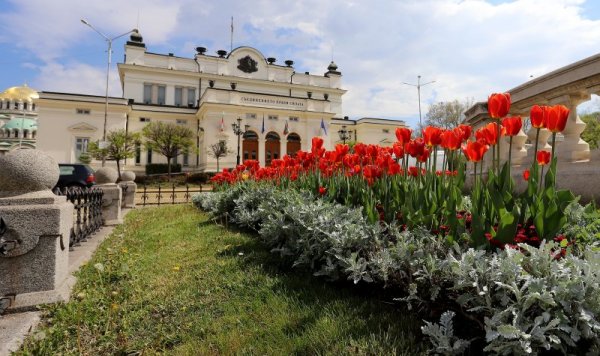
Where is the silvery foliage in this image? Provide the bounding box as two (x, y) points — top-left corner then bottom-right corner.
(194, 184), (600, 354)
(421, 311), (471, 355)
(561, 200), (600, 250)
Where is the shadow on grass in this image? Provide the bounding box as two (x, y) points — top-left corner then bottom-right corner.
(215, 226), (427, 354)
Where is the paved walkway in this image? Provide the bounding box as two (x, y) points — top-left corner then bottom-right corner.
(0, 210), (130, 355)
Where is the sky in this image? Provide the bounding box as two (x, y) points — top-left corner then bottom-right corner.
(1, 0), (600, 128)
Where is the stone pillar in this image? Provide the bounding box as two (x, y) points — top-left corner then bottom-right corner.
(258, 136), (266, 167)
(96, 167), (123, 225)
(118, 171), (137, 209)
(0, 149), (73, 312)
(550, 93), (590, 162)
(280, 136), (287, 158)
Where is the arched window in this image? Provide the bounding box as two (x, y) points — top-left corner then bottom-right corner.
(286, 133), (301, 157)
(265, 131), (281, 165)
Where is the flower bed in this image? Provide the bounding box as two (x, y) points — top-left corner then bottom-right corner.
(195, 93), (600, 354)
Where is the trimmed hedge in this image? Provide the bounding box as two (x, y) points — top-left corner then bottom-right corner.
(145, 163), (182, 175)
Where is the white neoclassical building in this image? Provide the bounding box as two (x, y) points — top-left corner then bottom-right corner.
(34, 31), (408, 172)
(0, 84), (39, 154)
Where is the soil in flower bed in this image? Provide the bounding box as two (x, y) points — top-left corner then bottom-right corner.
(17, 205), (426, 355)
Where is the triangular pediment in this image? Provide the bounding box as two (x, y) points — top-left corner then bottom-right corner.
(68, 122), (98, 132)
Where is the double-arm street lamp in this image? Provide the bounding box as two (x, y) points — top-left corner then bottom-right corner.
(337, 125), (352, 144)
(232, 117), (250, 165)
(81, 19), (136, 166)
(402, 75), (435, 131)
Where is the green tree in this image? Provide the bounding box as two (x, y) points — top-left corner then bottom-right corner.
(88, 130), (141, 180)
(142, 121), (195, 177)
(581, 112), (600, 150)
(424, 99), (473, 129)
(207, 140), (232, 172)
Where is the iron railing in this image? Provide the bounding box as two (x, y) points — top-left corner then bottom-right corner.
(137, 183), (209, 207)
(53, 186), (104, 248)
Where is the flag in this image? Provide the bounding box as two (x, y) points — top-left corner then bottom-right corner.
(261, 114), (265, 134)
(320, 118), (327, 135)
(283, 120), (289, 135)
(220, 115), (225, 132)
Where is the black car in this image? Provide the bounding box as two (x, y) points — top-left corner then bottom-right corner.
(56, 164), (96, 189)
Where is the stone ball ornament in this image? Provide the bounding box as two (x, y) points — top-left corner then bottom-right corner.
(0, 149), (59, 192)
(95, 167), (119, 184)
(120, 171), (136, 182)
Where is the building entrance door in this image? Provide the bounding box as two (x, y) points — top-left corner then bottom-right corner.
(265, 131), (280, 166)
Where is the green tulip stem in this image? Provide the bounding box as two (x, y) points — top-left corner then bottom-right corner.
(508, 135), (513, 176)
(539, 165), (544, 191)
(533, 128), (540, 167)
(497, 120), (501, 175)
(551, 132), (557, 162)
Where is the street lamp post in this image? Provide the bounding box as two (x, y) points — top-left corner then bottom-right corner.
(232, 117), (250, 166)
(337, 125), (352, 144)
(81, 19), (136, 167)
(402, 75), (435, 131)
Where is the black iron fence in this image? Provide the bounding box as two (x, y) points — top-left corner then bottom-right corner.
(53, 186), (104, 249)
(137, 183), (210, 207)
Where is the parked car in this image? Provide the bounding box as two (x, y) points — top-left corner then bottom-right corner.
(55, 164), (96, 189)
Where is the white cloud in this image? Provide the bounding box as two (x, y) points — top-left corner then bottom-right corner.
(2, 0), (600, 128)
(33, 62), (121, 96)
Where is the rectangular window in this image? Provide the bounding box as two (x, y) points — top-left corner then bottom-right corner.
(289, 116), (299, 122)
(135, 143), (141, 165)
(382, 129), (390, 133)
(268, 115), (278, 121)
(174, 153), (178, 165)
(246, 113), (257, 120)
(143, 84), (152, 104)
(157, 85), (166, 105)
(176, 119), (187, 125)
(140, 117), (151, 122)
(23, 102), (28, 110)
(147, 149), (153, 164)
(174, 87), (183, 106)
(187, 88), (196, 107)
(14, 102), (19, 109)
(183, 153), (189, 166)
(76, 108), (91, 115)
(75, 137), (89, 160)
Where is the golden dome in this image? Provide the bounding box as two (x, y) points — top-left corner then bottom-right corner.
(0, 84), (39, 101)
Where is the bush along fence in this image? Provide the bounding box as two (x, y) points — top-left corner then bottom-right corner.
(53, 186), (103, 249)
(195, 93), (600, 354)
(137, 183), (209, 206)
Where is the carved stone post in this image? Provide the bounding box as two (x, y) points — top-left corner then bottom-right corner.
(118, 171), (137, 208)
(550, 93), (590, 162)
(95, 167), (123, 225)
(0, 149), (73, 312)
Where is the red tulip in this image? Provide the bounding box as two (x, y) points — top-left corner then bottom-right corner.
(392, 142), (404, 158)
(529, 105), (547, 129)
(423, 126), (444, 147)
(475, 122), (500, 146)
(395, 127), (412, 144)
(406, 138), (425, 158)
(523, 169), (530, 181)
(462, 140), (489, 162)
(456, 124), (472, 142)
(441, 129), (462, 150)
(501, 116), (522, 136)
(545, 105), (570, 133)
(318, 186), (327, 196)
(417, 148), (430, 163)
(488, 92), (511, 119)
(536, 150), (551, 166)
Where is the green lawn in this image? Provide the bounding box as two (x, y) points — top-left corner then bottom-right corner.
(17, 205), (425, 355)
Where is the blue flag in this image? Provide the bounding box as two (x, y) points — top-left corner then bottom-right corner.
(320, 118), (327, 135)
(261, 114), (265, 134)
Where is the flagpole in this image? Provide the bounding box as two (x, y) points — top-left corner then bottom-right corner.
(230, 16), (233, 52)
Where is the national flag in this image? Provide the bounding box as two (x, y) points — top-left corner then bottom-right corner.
(283, 120), (289, 135)
(261, 114), (265, 134)
(220, 115), (225, 132)
(320, 118), (327, 136)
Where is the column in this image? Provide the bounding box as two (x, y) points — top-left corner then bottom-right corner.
(280, 136), (287, 158)
(550, 93), (590, 162)
(258, 136), (266, 167)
